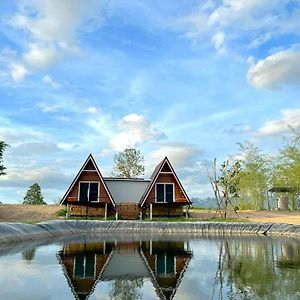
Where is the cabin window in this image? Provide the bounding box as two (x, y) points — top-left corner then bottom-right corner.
(74, 253), (96, 279)
(156, 183), (174, 203)
(156, 253), (176, 277)
(78, 182), (99, 202)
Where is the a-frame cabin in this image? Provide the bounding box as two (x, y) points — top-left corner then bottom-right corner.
(61, 155), (191, 219)
(60, 154), (115, 218)
(139, 157), (191, 218)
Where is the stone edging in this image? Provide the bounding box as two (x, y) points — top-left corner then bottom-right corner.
(0, 220), (300, 243)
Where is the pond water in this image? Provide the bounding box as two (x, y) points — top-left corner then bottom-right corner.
(0, 234), (299, 300)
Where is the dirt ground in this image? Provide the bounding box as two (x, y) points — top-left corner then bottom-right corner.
(0, 204), (299, 224)
(0, 204), (62, 223)
(190, 209), (300, 225)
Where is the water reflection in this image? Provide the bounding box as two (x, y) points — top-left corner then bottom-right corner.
(57, 240), (192, 300)
(211, 238), (300, 299)
(0, 235), (299, 299)
(22, 248), (36, 262)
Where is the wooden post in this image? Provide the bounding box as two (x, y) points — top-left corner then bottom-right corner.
(66, 203), (69, 218)
(140, 211), (143, 220)
(104, 203), (107, 220)
(115, 211), (118, 220)
(150, 203), (153, 221)
(185, 205), (189, 219)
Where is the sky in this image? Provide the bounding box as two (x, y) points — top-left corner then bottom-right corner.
(0, 0), (300, 204)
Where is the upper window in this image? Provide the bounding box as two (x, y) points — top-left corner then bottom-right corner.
(156, 253), (176, 277)
(74, 253), (96, 279)
(156, 183), (174, 203)
(78, 182), (99, 202)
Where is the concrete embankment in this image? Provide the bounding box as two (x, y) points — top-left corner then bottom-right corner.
(0, 220), (300, 243)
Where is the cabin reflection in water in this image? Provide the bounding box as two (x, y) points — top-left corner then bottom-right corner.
(57, 240), (193, 300)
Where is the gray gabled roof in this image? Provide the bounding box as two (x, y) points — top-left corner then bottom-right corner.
(101, 250), (150, 280)
(104, 178), (150, 204)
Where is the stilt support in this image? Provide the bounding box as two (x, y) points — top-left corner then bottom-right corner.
(150, 203), (153, 221)
(104, 203), (107, 220)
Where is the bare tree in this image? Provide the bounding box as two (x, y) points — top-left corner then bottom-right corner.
(207, 158), (241, 219)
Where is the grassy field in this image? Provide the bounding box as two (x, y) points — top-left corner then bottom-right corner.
(0, 204), (299, 224)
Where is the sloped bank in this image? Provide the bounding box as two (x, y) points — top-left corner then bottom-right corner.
(0, 220), (300, 243)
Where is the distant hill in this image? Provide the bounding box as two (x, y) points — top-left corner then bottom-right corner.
(190, 197), (216, 209)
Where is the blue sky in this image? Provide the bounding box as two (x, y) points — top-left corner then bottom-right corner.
(0, 0), (300, 203)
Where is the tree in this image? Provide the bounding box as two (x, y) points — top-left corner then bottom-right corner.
(0, 141), (9, 176)
(207, 158), (241, 219)
(237, 142), (270, 209)
(112, 148), (145, 178)
(23, 183), (46, 205)
(271, 127), (300, 209)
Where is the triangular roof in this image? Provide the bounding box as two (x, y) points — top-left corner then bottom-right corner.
(139, 246), (192, 300)
(60, 154), (115, 206)
(57, 247), (114, 300)
(139, 157), (191, 207)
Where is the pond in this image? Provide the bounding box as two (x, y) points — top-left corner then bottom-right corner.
(0, 234), (299, 299)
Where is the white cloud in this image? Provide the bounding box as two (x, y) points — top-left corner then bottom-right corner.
(36, 98), (100, 115)
(6, 0), (103, 81)
(9, 62), (29, 82)
(37, 102), (60, 113)
(182, 0), (300, 53)
(0, 126), (48, 145)
(24, 44), (58, 70)
(107, 114), (161, 152)
(85, 106), (100, 114)
(247, 49), (300, 89)
(0, 166), (70, 189)
(212, 31), (225, 53)
(86, 114), (113, 138)
(10, 0), (102, 43)
(57, 142), (79, 150)
(42, 75), (60, 88)
(10, 142), (62, 156)
(150, 143), (199, 169)
(253, 108), (300, 137)
(208, 0), (276, 28)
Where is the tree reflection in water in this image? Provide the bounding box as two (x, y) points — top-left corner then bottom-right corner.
(109, 278), (143, 300)
(21, 248), (36, 263)
(211, 237), (300, 300)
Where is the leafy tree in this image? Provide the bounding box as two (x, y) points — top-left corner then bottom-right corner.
(109, 279), (143, 300)
(207, 158), (241, 219)
(237, 142), (270, 209)
(23, 183), (46, 205)
(112, 148), (145, 178)
(0, 141), (9, 176)
(271, 127), (300, 209)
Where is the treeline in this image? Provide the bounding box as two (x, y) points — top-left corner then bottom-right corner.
(210, 128), (300, 212)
